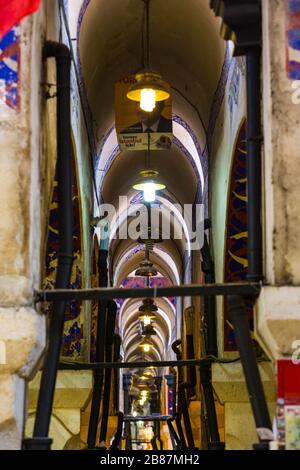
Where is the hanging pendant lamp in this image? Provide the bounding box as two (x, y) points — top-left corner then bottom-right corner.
(126, 0), (170, 112)
(127, 72), (170, 112)
(138, 298), (158, 323)
(142, 323), (157, 337)
(139, 336), (153, 353)
(135, 258), (158, 277)
(133, 169), (165, 203)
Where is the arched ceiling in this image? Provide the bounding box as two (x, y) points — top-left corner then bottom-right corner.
(79, 0), (225, 143)
(77, 0), (224, 375)
(101, 146), (198, 206)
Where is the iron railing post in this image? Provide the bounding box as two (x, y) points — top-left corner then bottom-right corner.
(228, 295), (272, 447)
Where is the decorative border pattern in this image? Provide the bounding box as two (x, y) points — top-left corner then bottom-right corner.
(206, 43), (232, 153)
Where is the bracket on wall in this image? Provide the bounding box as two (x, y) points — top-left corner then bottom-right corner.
(210, 0), (261, 55)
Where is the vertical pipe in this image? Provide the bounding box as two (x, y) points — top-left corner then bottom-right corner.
(123, 373), (132, 450)
(178, 384), (195, 448)
(201, 221), (218, 357)
(33, 42), (73, 443)
(167, 419), (181, 450)
(113, 335), (121, 412)
(228, 295), (272, 443)
(200, 361), (224, 449)
(99, 301), (117, 445)
(110, 412), (124, 450)
(246, 47), (263, 282)
(154, 377), (163, 449)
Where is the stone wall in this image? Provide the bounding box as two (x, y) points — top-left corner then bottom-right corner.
(0, 2), (57, 449)
(256, 0), (300, 359)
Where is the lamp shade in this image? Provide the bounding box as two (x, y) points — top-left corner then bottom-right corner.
(139, 298), (158, 314)
(133, 170), (166, 192)
(135, 259), (158, 277)
(142, 324), (157, 337)
(127, 71), (170, 108)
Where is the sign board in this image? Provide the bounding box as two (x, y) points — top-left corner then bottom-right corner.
(115, 74), (172, 151)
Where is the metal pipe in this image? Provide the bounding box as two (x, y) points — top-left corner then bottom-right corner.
(178, 384), (195, 448)
(246, 47), (263, 282)
(87, 249), (108, 449)
(228, 295), (272, 443)
(35, 282), (261, 302)
(154, 377), (163, 450)
(124, 415), (172, 422)
(123, 373), (132, 450)
(173, 336), (197, 449)
(186, 334), (197, 388)
(99, 301), (117, 446)
(113, 334), (121, 412)
(178, 339), (197, 449)
(201, 220), (218, 356)
(59, 358), (211, 370)
(166, 419), (181, 450)
(31, 41), (73, 446)
(109, 412), (124, 450)
(200, 360), (225, 450)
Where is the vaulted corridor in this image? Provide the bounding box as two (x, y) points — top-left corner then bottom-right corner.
(0, 0), (300, 454)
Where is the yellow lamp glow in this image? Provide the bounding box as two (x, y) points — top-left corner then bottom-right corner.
(139, 334), (153, 353)
(127, 72), (170, 112)
(143, 181), (156, 202)
(133, 170), (166, 203)
(140, 88), (156, 112)
(141, 315), (152, 326)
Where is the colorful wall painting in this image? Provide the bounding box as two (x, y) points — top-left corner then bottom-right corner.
(286, 0), (300, 79)
(223, 122), (254, 351)
(90, 239), (99, 362)
(43, 155), (83, 358)
(0, 25), (20, 110)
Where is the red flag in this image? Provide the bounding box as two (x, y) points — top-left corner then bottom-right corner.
(0, 0), (41, 39)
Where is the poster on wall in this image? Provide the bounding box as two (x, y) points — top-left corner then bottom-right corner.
(115, 74), (172, 151)
(285, 405), (300, 450)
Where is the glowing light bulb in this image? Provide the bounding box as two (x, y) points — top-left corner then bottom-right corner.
(141, 390), (148, 397)
(143, 182), (156, 202)
(142, 315), (151, 326)
(143, 344), (150, 353)
(140, 88), (156, 112)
